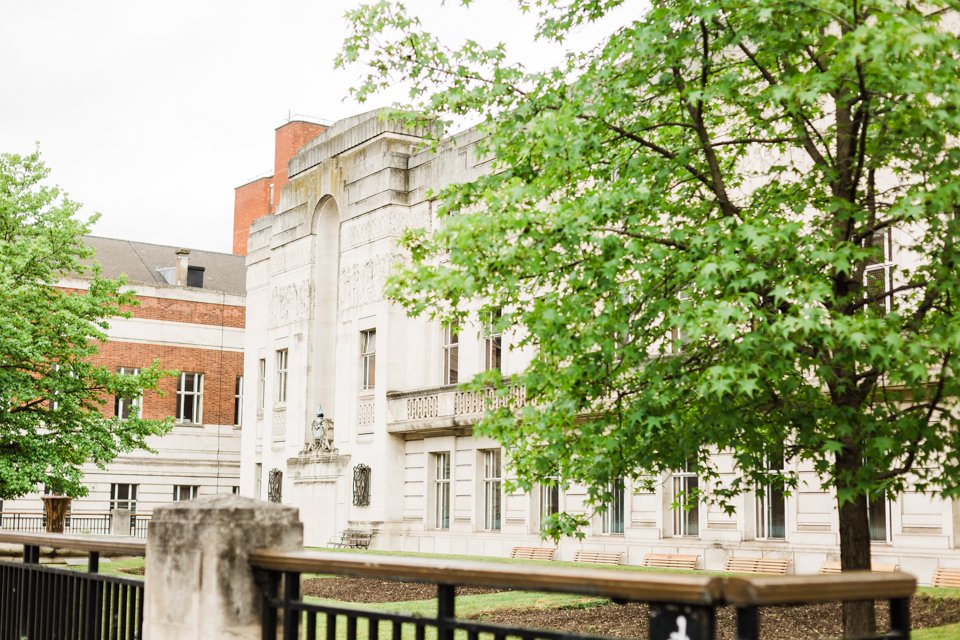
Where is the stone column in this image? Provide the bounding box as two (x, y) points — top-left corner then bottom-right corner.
(143, 495), (302, 640)
(110, 508), (131, 535)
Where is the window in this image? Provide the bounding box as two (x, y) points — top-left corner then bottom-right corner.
(114, 367), (141, 420)
(482, 449), (502, 531)
(867, 494), (892, 542)
(601, 478), (625, 534)
(176, 372), (204, 424)
(275, 349), (288, 403)
(361, 330), (376, 391)
(232, 486), (240, 495)
(539, 482), (559, 527)
(255, 463), (263, 500)
(673, 462), (699, 537)
(756, 456), (786, 539)
(442, 326), (459, 385)
(172, 485), (199, 501)
(257, 358), (266, 411)
(434, 452), (451, 530)
(864, 229), (893, 314)
(484, 310), (502, 372)
(110, 483), (138, 512)
(234, 376), (243, 426)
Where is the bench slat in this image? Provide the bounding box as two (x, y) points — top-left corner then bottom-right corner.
(934, 568), (960, 588)
(643, 554), (699, 570)
(724, 557), (790, 575)
(510, 546), (556, 560)
(820, 561), (899, 574)
(573, 550), (623, 565)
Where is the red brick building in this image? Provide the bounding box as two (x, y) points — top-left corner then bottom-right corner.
(233, 119), (327, 255)
(4, 237), (246, 515)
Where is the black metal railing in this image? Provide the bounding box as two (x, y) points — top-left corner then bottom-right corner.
(0, 511), (151, 538)
(0, 531), (147, 639)
(249, 550), (917, 640)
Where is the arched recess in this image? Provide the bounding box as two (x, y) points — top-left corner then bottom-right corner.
(305, 195), (340, 446)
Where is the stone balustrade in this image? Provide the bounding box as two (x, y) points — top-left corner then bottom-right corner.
(387, 385), (525, 435)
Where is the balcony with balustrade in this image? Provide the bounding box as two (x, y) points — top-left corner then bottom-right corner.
(386, 385), (526, 436)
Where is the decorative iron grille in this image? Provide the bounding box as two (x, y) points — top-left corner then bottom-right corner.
(353, 464), (370, 506)
(267, 469), (282, 503)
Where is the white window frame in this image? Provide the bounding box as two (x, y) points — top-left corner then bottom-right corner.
(434, 452), (451, 530)
(539, 482), (559, 528)
(482, 449), (502, 531)
(484, 310), (502, 372)
(234, 375), (243, 426)
(275, 349), (288, 404)
(672, 463), (700, 537)
(257, 358), (266, 411)
(601, 478), (625, 535)
(756, 456), (786, 540)
(176, 372), (204, 424)
(864, 229), (894, 314)
(172, 485), (199, 501)
(109, 483), (138, 512)
(361, 329), (376, 391)
(867, 493), (893, 543)
(114, 366), (141, 420)
(442, 326), (459, 385)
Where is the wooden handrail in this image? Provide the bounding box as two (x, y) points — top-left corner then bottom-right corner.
(248, 549), (725, 604)
(0, 531), (146, 556)
(724, 572), (916, 606)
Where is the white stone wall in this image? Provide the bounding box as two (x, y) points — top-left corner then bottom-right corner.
(239, 109), (960, 583)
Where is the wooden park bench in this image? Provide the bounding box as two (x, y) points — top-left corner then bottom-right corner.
(572, 550), (623, 565)
(820, 561), (898, 574)
(642, 553), (699, 570)
(933, 567), (960, 587)
(724, 556), (791, 575)
(328, 529), (374, 549)
(510, 546), (556, 561)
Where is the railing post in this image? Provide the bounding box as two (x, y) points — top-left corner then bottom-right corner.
(735, 606), (759, 640)
(436, 584), (456, 640)
(282, 571), (301, 640)
(889, 597), (911, 639)
(142, 495), (302, 640)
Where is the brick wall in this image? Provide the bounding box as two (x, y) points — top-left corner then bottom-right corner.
(123, 295), (245, 328)
(91, 341), (244, 427)
(233, 176), (271, 255)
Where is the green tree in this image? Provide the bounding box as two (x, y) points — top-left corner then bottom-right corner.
(0, 150), (171, 500)
(340, 1), (960, 633)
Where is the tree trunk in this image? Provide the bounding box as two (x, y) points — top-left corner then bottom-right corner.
(836, 448), (876, 637)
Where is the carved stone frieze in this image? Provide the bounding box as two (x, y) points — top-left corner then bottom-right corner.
(270, 280), (314, 328)
(338, 253), (406, 309)
(340, 206), (431, 251)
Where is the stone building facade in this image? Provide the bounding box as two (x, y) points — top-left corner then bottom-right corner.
(4, 237), (244, 514)
(239, 109), (960, 582)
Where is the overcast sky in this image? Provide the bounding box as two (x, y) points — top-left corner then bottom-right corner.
(1, 1), (635, 254)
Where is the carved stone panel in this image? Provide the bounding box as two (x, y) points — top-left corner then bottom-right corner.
(338, 253), (405, 309)
(270, 280), (314, 328)
(341, 207), (431, 251)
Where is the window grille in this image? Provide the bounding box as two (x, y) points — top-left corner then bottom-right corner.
(353, 464), (371, 506)
(267, 468), (282, 503)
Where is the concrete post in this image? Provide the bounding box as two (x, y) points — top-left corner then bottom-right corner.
(143, 495), (302, 640)
(110, 508), (131, 535)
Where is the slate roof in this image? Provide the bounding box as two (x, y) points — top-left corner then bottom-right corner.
(83, 236), (246, 296)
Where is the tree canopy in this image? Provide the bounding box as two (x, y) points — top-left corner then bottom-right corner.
(340, 2), (960, 628)
(0, 150), (171, 499)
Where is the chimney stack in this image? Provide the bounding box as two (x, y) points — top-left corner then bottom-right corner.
(175, 249), (190, 286)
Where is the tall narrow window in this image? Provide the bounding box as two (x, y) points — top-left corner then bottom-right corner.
(234, 376), (243, 426)
(435, 452), (451, 530)
(257, 358), (266, 411)
(484, 310), (502, 372)
(756, 455), (786, 539)
(539, 482), (559, 527)
(673, 462), (700, 537)
(864, 229), (893, 314)
(442, 326), (459, 385)
(172, 485), (199, 501)
(275, 349), (288, 403)
(110, 483), (138, 512)
(255, 463), (263, 500)
(176, 372), (204, 424)
(482, 449), (502, 531)
(602, 478), (625, 534)
(361, 330), (376, 391)
(114, 366), (141, 420)
(867, 494), (892, 542)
